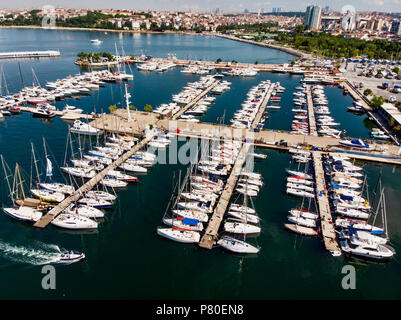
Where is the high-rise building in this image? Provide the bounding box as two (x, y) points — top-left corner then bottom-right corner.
(304, 5), (322, 30)
(390, 20), (401, 35)
(341, 10), (357, 31)
(215, 8), (220, 14)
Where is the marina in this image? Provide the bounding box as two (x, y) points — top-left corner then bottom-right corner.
(0, 28), (400, 300)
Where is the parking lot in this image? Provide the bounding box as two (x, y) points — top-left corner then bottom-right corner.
(343, 61), (401, 102)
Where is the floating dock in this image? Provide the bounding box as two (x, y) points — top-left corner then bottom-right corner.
(0, 50), (60, 59)
(33, 135), (152, 228)
(312, 151), (341, 255)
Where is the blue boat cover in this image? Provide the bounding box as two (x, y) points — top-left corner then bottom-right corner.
(182, 218), (199, 226)
(332, 183), (340, 189)
(340, 194), (353, 201)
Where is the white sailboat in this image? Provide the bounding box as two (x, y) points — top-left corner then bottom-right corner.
(157, 227), (200, 243)
(3, 206), (42, 222)
(65, 204), (104, 218)
(51, 213), (98, 229)
(217, 236), (260, 254)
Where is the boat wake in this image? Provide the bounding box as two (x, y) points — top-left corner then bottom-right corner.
(0, 240), (64, 266)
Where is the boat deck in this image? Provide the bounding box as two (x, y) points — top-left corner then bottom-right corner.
(33, 135), (152, 228)
(312, 151), (341, 255)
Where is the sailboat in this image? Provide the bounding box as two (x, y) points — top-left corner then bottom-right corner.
(30, 142), (65, 203)
(219, 179), (261, 253)
(64, 203), (104, 219)
(1, 159), (43, 222)
(339, 186), (395, 260)
(158, 169), (202, 243)
(51, 213), (98, 229)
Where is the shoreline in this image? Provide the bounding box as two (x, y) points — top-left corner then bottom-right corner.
(214, 34), (309, 59)
(0, 25), (302, 60)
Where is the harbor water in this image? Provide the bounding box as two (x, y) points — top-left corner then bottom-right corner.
(0, 28), (400, 299)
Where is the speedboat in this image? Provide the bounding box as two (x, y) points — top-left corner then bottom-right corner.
(62, 105), (83, 114)
(91, 39), (102, 45)
(58, 250), (85, 264)
(32, 107), (55, 118)
(70, 120), (103, 136)
(339, 139), (371, 149)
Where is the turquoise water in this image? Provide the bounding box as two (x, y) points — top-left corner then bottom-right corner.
(0, 29), (400, 299)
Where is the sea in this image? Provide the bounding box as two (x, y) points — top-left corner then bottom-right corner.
(0, 28), (400, 299)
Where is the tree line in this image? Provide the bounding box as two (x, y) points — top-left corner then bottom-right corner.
(274, 31), (401, 60)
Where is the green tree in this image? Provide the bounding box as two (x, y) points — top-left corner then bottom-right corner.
(370, 96), (385, 109)
(393, 67), (400, 74)
(216, 58), (222, 63)
(144, 104), (153, 112)
(254, 60), (259, 65)
(108, 105), (117, 113)
(77, 52), (88, 59)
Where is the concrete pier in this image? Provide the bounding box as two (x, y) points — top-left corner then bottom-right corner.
(172, 79), (218, 120)
(199, 143), (251, 249)
(306, 85), (317, 136)
(312, 151), (341, 255)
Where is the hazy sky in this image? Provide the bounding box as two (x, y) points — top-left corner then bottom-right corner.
(1, 0), (400, 12)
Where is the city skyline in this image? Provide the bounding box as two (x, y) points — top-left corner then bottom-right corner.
(1, 0), (401, 13)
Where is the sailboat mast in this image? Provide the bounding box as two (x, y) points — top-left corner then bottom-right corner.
(1, 155), (13, 201)
(125, 84), (132, 121)
(16, 163), (26, 200)
(31, 142), (40, 185)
